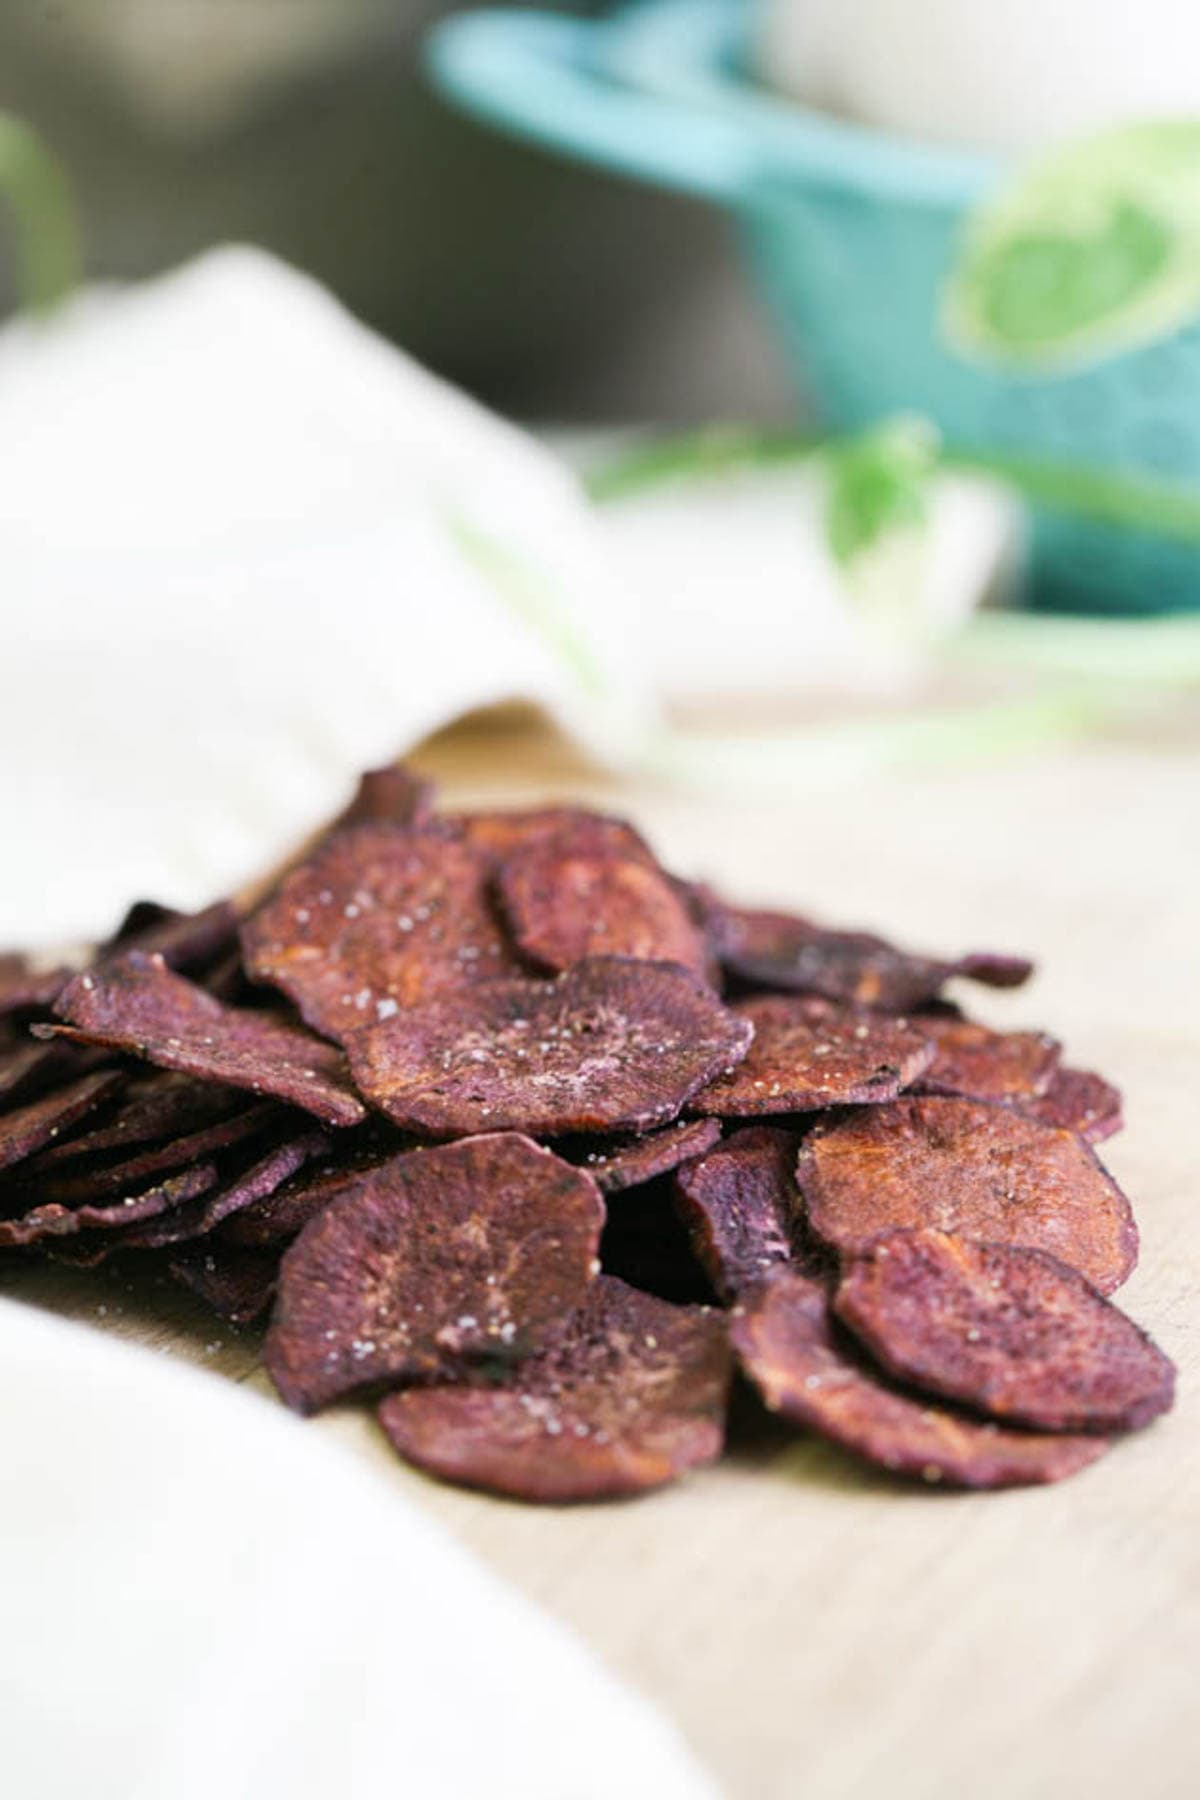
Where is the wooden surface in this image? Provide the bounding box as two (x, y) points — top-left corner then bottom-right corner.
(5, 720), (1199, 1800)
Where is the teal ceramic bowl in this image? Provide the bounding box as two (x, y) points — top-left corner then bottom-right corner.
(427, 0), (1200, 615)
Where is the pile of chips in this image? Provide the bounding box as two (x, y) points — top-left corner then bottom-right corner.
(0, 766), (1174, 1500)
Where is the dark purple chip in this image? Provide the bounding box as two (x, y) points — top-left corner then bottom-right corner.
(0, 1069), (125, 1175)
(1020, 1066), (1124, 1144)
(100, 897), (240, 974)
(326, 764), (436, 834)
(834, 1229), (1176, 1434)
(347, 957), (754, 1139)
(378, 1275), (732, 1502)
(916, 1015), (1061, 1102)
(217, 1152), (394, 1249)
(0, 1163), (219, 1249)
(30, 1071), (250, 1168)
(169, 1244), (280, 1326)
(710, 902), (1033, 1011)
(46, 953), (366, 1128)
(21, 1103), (279, 1205)
(799, 1096), (1138, 1296)
(672, 1125), (807, 1302)
(0, 1036), (74, 1108)
(557, 1118), (723, 1194)
(240, 823), (524, 1043)
(265, 1133), (605, 1414)
(731, 1271), (1110, 1489)
(496, 829), (711, 980)
(690, 995), (934, 1116)
(115, 1131), (332, 1250)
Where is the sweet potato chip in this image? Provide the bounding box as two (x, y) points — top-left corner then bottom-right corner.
(673, 1126), (808, 1302)
(240, 823), (522, 1042)
(711, 904), (1033, 1011)
(47, 953), (365, 1127)
(1022, 1066), (1124, 1144)
(917, 1016), (1060, 1102)
(456, 807), (653, 865)
(731, 1271), (1110, 1488)
(835, 1230), (1175, 1434)
(265, 1133), (605, 1414)
(347, 958), (754, 1139)
(496, 832), (710, 979)
(691, 996), (934, 1116)
(327, 764), (435, 834)
(102, 897), (239, 974)
(169, 1243), (280, 1326)
(218, 1152), (392, 1248)
(23, 1104), (277, 1203)
(0, 1037), (70, 1108)
(799, 1097), (1137, 1294)
(117, 1131), (332, 1250)
(30, 1071), (249, 1167)
(378, 1275), (731, 1501)
(0, 1163), (218, 1249)
(559, 1118), (722, 1194)
(0, 1069), (124, 1175)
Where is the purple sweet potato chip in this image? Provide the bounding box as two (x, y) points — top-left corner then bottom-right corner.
(326, 764), (436, 834)
(0, 1162), (218, 1249)
(917, 1015), (1061, 1102)
(672, 1125), (808, 1302)
(378, 1275), (731, 1502)
(731, 1271), (1110, 1488)
(265, 1133), (606, 1413)
(346, 958), (754, 1139)
(1020, 1066), (1124, 1144)
(240, 823), (523, 1042)
(558, 1118), (723, 1194)
(47, 953), (365, 1127)
(691, 995), (934, 1116)
(169, 1243), (281, 1326)
(799, 1096), (1138, 1296)
(0, 1069), (125, 1175)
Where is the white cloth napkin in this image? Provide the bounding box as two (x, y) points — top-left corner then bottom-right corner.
(0, 1297), (717, 1800)
(0, 246), (647, 947)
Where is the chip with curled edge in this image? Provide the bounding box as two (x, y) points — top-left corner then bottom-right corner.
(799, 1095), (1138, 1295)
(347, 957), (754, 1139)
(834, 1229), (1174, 1434)
(46, 953), (365, 1128)
(264, 1133), (605, 1414)
(731, 1271), (1111, 1488)
(673, 1126), (807, 1302)
(240, 823), (522, 1043)
(378, 1275), (731, 1502)
(691, 995), (934, 1116)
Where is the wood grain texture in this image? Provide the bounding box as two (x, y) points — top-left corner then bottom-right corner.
(4, 725), (1198, 1800)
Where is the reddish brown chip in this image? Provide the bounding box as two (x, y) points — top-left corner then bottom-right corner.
(799, 1096), (1138, 1295)
(326, 764), (436, 834)
(0, 1069), (125, 1175)
(347, 958), (754, 1139)
(496, 831), (710, 980)
(455, 807), (653, 866)
(240, 823), (522, 1042)
(218, 1152), (393, 1249)
(0, 954), (73, 1017)
(673, 1126), (806, 1301)
(47, 953), (365, 1128)
(265, 1134), (605, 1414)
(731, 1271), (1109, 1488)
(558, 1118), (722, 1194)
(117, 1131), (332, 1250)
(917, 1015), (1060, 1102)
(834, 1230), (1175, 1434)
(170, 1244), (280, 1326)
(0, 1163), (218, 1249)
(30, 1071), (250, 1167)
(691, 996), (934, 1116)
(711, 903), (1033, 1011)
(1021, 1066), (1124, 1144)
(21, 1103), (278, 1204)
(378, 1275), (731, 1502)
(102, 897), (239, 973)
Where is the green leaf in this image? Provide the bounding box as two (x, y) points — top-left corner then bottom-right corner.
(822, 417), (939, 569)
(945, 121), (1200, 371)
(0, 112), (80, 313)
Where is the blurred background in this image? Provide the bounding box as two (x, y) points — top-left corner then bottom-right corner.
(0, 0), (784, 419)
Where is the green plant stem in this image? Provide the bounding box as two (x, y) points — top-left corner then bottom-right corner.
(0, 113), (80, 313)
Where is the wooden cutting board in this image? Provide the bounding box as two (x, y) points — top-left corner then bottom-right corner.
(6, 720), (1198, 1800)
